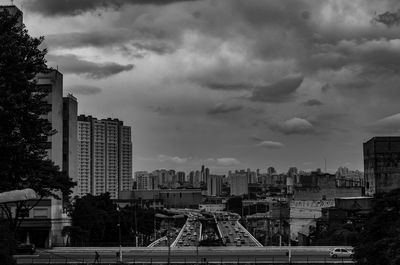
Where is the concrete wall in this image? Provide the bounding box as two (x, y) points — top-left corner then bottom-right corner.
(293, 186), (362, 200)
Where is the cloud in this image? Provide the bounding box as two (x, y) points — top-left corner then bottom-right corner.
(45, 31), (176, 56)
(258, 141), (285, 149)
(148, 106), (175, 116)
(46, 54), (134, 79)
(204, 83), (250, 91)
(367, 113), (400, 133)
(68, 85), (102, 95)
(275, 117), (314, 135)
(302, 99), (323, 106)
(157, 154), (190, 164)
(373, 10), (400, 28)
(23, 0), (200, 16)
(207, 103), (243, 115)
(250, 75), (304, 103)
(216, 158), (241, 166)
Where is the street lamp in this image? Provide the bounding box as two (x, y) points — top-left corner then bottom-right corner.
(196, 221), (199, 265)
(116, 205), (122, 262)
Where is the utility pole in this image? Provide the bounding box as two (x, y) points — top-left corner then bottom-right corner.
(287, 194), (292, 263)
(196, 218), (199, 265)
(117, 205), (122, 262)
(167, 219), (171, 265)
(134, 204), (138, 246)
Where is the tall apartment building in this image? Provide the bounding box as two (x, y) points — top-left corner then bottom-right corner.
(364, 136), (400, 195)
(62, 94), (78, 198)
(135, 171), (152, 190)
(77, 115), (133, 199)
(229, 172), (248, 196)
(177, 171), (186, 183)
(206, 175), (223, 196)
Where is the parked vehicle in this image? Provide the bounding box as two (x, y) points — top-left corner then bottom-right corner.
(15, 243), (36, 255)
(329, 248), (354, 258)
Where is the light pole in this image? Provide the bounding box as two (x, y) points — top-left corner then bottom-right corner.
(287, 195), (292, 263)
(196, 221), (199, 265)
(116, 205), (122, 262)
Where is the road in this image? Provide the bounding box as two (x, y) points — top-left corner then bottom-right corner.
(217, 220), (258, 247)
(173, 218), (201, 247)
(15, 247), (355, 264)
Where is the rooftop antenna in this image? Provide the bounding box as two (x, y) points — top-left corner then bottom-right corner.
(10, 0), (14, 5)
(324, 157), (327, 173)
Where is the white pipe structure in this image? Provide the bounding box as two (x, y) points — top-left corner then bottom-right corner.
(0, 189), (38, 203)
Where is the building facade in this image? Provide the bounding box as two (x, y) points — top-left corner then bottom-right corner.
(62, 94), (78, 198)
(363, 136), (400, 195)
(229, 171), (248, 196)
(206, 174), (223, 196)
(77, 115), (133, 199)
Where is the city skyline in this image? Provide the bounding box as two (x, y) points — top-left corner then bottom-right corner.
(8, 0), (400, 174)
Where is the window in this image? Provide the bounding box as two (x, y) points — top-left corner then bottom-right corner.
(33, 208), (48, 218)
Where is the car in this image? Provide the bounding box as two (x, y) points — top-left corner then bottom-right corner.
(329, 248), (354, 258)
(15, 243), (36, 255)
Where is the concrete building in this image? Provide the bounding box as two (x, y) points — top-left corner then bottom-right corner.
(206, 174), (223, 196)
(290, 172), (363, 243)
(0, 5), (22, 25)
(62, 94), (78, 198)
(363, 136), (400, 195)
(177, 171), (185, 184)
(77, 115), (133, 199)
(335, 167), (364, 188)
(36, 70), (66, 247)
(135, 171), (152, 190)
(119, 189), (202, 209)
(229, 171), (248, 196)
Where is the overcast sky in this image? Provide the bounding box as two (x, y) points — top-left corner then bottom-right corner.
(8, 0), (400, 174)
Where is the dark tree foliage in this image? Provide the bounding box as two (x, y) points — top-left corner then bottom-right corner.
(0, 10), (75, 233)
(226, 196), (242, 215)
(68, 193), (156, 246)
(353, 188), (400, 265)
(0, 222), (16, 265)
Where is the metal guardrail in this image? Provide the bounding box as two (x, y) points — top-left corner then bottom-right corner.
(235, 221), (263, 247)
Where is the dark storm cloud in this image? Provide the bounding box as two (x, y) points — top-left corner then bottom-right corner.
(250, 75), (304, 103)
(207, 103), (243, 115)
(23, 0), (200, 16)
(45, 31), (131, 49)
(373, 10), (400, 27)
(68, 85), (102, 95)
(45, 31), (176, 55)
(302, 99), (323, 106)
(204, 83), (250, 91)
(305, 39), (400, 75)
(47, 54), (134, 79)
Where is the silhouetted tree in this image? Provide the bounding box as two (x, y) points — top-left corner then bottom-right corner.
(353, 188), (400, 265)
(0, 8), (75, 235)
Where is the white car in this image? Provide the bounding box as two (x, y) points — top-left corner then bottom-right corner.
(329, 248), (354, 258)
